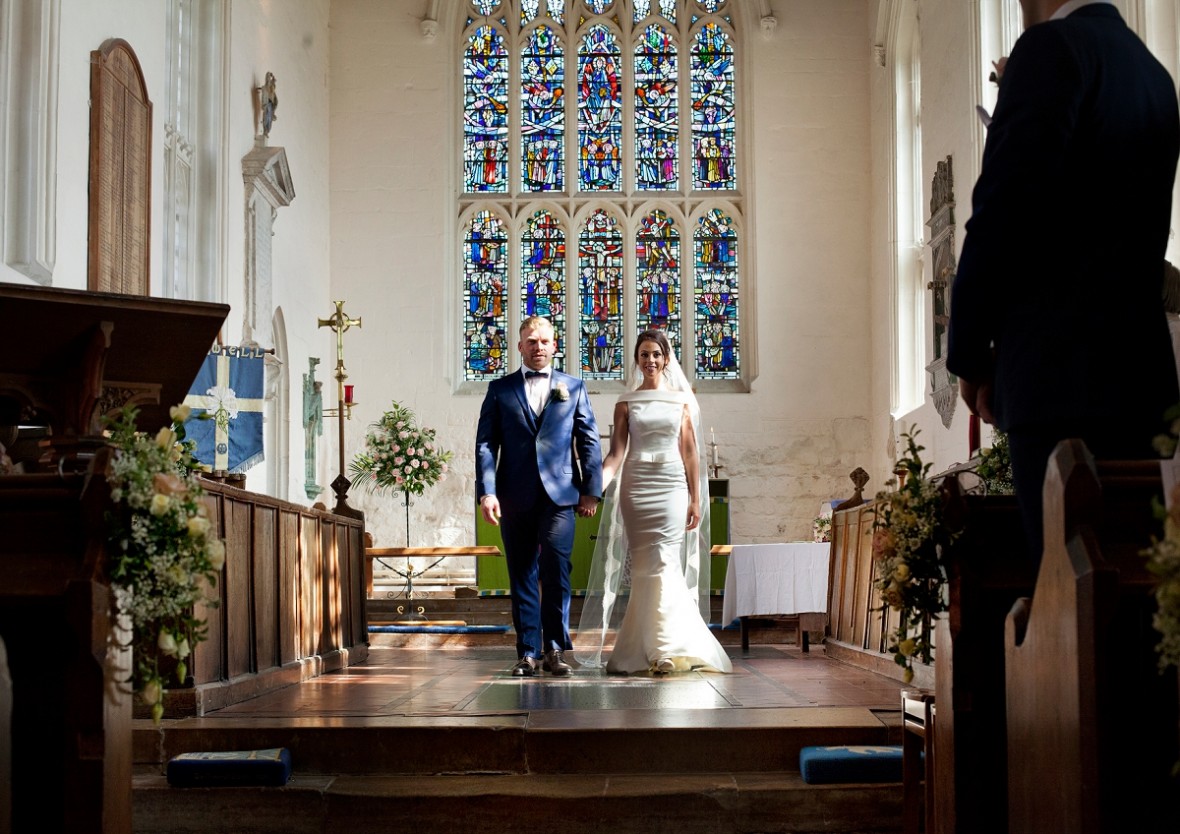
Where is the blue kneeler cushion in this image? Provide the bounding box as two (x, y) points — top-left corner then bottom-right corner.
(799, 745), (903, 784)
(167, 747), (292, 787)
(368, 624), (511, 634)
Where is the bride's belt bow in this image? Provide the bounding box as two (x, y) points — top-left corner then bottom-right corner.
(632, 450), (679, 463)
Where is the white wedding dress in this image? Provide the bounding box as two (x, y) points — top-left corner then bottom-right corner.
(600, 391), (732, 674)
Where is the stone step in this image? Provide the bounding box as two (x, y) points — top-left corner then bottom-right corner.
(364, 596), (814, 649)
(133, 707), (897, 776)
(132, 769), (902, 834)
(132, 708), (903, 833)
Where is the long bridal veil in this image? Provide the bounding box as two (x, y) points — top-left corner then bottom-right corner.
(574, 348), (713, 668)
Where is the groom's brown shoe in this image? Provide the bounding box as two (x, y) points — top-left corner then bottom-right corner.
(542, 649), (572, 676)
(511, 656), (538, 677)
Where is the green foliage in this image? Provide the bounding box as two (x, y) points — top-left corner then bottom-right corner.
(104, 405), (223, 723)
(872, 427), (963, 683)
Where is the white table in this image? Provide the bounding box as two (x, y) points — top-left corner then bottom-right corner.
(722, 542), (830, 652)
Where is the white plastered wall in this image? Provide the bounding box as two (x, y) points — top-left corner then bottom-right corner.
(328, 0), (877, 548)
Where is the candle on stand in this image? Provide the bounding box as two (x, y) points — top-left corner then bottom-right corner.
(344, 384), (355, 404)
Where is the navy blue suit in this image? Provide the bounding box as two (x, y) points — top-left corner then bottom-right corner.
(947, 4), (1180, 558)
(476, 368), (602, 658)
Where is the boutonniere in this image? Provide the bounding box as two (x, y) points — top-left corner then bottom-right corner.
(550, 382), (570, 403)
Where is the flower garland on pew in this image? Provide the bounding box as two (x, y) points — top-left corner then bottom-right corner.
(872, 427), (963, 683)
(104, 404), (225, 723)
(1142, 405), (1180, 672)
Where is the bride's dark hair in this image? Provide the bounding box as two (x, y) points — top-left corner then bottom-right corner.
(633, 328), (673, 363)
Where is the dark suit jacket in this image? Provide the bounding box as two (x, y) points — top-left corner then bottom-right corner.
(947, 4), (1180, 431)
(475, 368), (603, 513)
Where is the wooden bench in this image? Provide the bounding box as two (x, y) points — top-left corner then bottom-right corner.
(1004, 441), (1179, 834)
(365, 546), (501, 597)
(901, 689), (936, 834)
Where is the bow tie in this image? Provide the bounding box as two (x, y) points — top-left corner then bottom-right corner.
(525, 370), (549, 378)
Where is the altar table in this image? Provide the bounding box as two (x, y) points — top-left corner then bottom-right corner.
(722, 542), (830, 652)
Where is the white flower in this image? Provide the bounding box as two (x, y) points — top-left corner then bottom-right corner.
(207, 539), (226, 571)
(141, 678), (161, 706)
(552, 382), (570, 402)
(169, 404), (192, 423)
(158, 630), (178, 656)
(150, 494), (172, 516)
(187, 515), (210, 538)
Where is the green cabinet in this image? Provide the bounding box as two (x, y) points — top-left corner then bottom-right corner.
(475, 479), (730, 595)
(474, 506), (600, 594)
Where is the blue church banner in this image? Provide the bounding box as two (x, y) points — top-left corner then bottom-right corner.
(183, 346), (267, 473)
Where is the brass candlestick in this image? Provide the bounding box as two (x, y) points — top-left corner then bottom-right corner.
(317, 301), (362, 508)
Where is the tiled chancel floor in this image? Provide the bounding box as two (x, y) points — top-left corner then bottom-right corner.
(133, 643), (912, 834)
(208, 643), (909, 720)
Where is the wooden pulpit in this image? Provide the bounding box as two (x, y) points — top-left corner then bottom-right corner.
(0, 282), (227, 833)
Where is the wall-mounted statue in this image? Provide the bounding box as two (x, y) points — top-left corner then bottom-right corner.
(303, 357), (323, 500)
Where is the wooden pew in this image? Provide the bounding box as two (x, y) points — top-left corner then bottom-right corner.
(0, 284), (228, 833)
(1004, 440), (1180, 834)
(932, 482), (1032, 834)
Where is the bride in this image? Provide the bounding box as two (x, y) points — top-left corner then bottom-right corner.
(575, 329), (732, 675)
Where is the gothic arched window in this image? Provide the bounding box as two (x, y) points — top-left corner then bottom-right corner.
(460, 0), (746, 387)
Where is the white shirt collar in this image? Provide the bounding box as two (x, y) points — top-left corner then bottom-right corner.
(1052, 0), (1113, 21)
(522, 366), (551, 378)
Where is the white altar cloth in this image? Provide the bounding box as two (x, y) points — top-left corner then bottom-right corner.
(722, 542), (830, 624)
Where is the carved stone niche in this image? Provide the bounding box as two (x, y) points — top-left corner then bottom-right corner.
(241, 143), (295, 346)
(925, 155), (957, 429)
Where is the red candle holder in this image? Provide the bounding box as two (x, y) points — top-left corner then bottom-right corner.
(344, 384), (355, 405)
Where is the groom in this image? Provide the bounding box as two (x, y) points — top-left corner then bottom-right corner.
(476, 316), (603, 676)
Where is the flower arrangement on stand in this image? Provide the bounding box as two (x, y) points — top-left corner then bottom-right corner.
(872, 427), (963, 682)
(1142, 404), (1180, 671)
(349, 401), (453, 545)
(103, 404), (225, 723)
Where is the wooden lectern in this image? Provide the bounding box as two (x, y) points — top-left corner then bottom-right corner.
(0, 282), (227, 833)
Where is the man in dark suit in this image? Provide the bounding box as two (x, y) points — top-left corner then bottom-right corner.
(947, 0), (1180, 563)
(476, 316), (603, 676)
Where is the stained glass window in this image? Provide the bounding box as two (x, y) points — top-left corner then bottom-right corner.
(690, 22), (735, 190)
(634, 25), (678, 191)
(463, 26), (510, 192)
(693, 208), (739, 379)
(459, 1), (744, 386)
(577, 26), (623, 191)
(579, 210), (625, 379)
(464, 210), (511, 379)
(633, 0), (676, 23)
(636, 210), (680, 351)
(521, 210), (568, 369)
(520, 1), (564, 29)
(521, 26), (564, 191)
